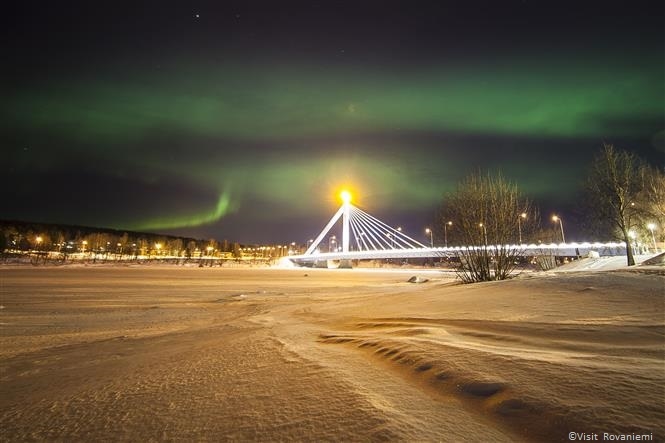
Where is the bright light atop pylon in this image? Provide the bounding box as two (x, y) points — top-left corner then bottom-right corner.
(340, 190), (352, 203)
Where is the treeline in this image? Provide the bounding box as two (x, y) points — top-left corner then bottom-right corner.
(0, 220), (240, 260)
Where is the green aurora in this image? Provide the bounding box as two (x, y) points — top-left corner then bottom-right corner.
(10, 56), (663, 141)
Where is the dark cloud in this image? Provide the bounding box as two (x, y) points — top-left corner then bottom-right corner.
(1, 169), (219, 229)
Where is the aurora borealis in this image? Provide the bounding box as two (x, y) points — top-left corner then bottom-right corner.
(3, 2), (663, 243)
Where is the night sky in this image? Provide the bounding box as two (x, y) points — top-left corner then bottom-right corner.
(3, 1), (663, 243)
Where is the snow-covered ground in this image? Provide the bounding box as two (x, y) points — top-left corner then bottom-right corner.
(1, 267), (663, 441)
(553, 252), (664, 272)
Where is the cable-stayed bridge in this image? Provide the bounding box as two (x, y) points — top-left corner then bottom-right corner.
(288, 195), (627, 265)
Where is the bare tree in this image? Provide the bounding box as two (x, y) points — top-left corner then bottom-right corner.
(441, 171), (537, 283)
(638, 164), (665, 235)
(585, 143), (651, 266)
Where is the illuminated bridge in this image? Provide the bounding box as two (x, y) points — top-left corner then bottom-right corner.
(288, 191), (627, 265)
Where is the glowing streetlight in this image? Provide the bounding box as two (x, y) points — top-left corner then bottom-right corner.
(552, 215), (565, 244)
(425, 228), (433, 248)
(82, 240), (87, 253)
(444, 221), (452, 248)
(35, 236), (43, 251)
(479, 223), (487, 246)
(518, 212), (527, 244)
(647, 223), (658, 252)
(628, 230), (638, 255)
(386, 231), (394, 248)
(329, 235), (336, 252)
(155, 243), (162, 256)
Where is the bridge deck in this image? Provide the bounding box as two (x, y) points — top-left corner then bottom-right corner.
(289, 242), (627, 262)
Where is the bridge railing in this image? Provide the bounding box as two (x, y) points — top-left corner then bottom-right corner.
(290, 242), (628, 262)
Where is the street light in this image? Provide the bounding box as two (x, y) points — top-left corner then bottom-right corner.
(552, 215), (566, 244)
(647, 223), (658, 252)
(518, 212), (527, 245)
(444, 221), (452, 248)
(329, 235), (336, 252)
(82, 240), (87, 254)
(479, 223), (487, 246)
(628, 230), (637, 255)
(425, 228), (433, 248)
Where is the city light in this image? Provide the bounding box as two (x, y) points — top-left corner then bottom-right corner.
(444, 221), (452, 248)
(552, 215), (566, 243)
(647, 223), (658, 252)
(518, 212), (527, 244)
(479, 223), (487, 246)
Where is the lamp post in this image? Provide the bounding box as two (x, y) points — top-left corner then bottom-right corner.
(329, 235), (336, 252)
(425, 228), (433, 248)
(552, 215), (566, 244)
(647, 223), (657, 252)
(444, 221), (452, 248)
(479, 223), (487, 246)
(628, 231), (637, 255)
(518, 212), (527, 245)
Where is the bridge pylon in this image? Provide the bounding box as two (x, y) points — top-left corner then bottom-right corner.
(303, 191), (427, 258)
